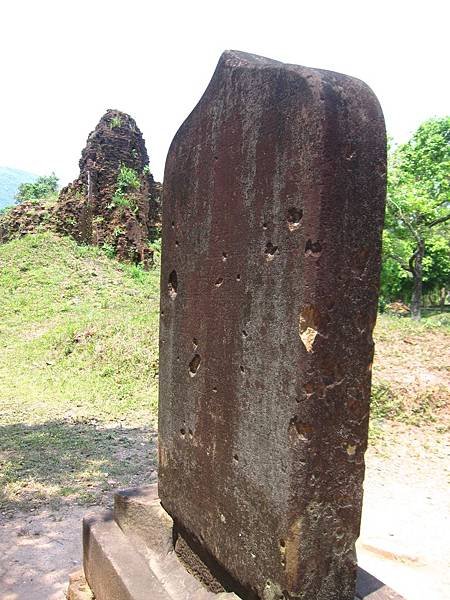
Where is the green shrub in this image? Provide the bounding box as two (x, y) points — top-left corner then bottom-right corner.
(102, 242), (116, 259)
(117, 165), (140, 191)
(15, 173), (59, 203)
(110, 116), (122, 129)
(108, 165), (140, 212)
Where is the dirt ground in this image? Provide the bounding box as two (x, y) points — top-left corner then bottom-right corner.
(357, 424), (449, 600)
(0, 424), (448, 600)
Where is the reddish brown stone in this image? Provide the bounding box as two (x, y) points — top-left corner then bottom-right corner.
(55, 109), (160, 265)
(158, 50), (386, 600)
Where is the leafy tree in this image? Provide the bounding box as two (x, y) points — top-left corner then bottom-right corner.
(15, 173), (59, 203)
(383, 117), (450, 319)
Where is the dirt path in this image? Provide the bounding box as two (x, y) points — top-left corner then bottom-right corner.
(0, 506), (84, 600)
(1, 425), (448, 600)
(358, 424), (449, 600)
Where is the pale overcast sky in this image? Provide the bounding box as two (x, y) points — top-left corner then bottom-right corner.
(0, 0), (448, 185)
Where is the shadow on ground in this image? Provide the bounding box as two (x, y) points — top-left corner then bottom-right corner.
(0, 420), (157, 514)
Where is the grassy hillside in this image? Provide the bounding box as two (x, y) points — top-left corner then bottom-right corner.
(0, 233), (448, 512)
(0, 166), (38, 210)
(0, 233), (160, 510)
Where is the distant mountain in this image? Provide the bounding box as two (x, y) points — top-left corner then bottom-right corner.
(0, 167), (38, 210)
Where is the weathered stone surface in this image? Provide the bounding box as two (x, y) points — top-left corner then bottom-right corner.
(0, 200), (52, 243)
(55, 109), (160, 265)
(82, 486), (240, 600)
(83, 510), (172, 600)
(159, 50), (386, 599)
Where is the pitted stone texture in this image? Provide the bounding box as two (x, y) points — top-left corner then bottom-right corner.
(159, 50), (386, 600)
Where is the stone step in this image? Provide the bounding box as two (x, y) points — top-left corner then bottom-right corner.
(82, 485), (405, 600)
(113, 485), (173, 561)
(113, 485), (238, 599)
(83, 510), (172, 600)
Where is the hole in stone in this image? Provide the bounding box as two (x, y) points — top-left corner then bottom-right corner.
(222, 252), (228, 261)
(262, 222), (268, 230)
(236, 274), (241, 281)
(171, 221), (175, 228)
(188, 428), (193, 438)
(280, 538), (286, 569)
(240, 365), (245, 373)
(299, 305), (319, 352)
(193, 338), (198, 348)
(214, 155), (218, 160)
(175, 240), (179, 247)
(168, 270), (178, 299)
(242, 330), (248, 337)
(304, 382), (315, 394)
(305, 239), (322, 256)
(287, 207), (303, 231)
(289, 416), (314, 440)
(215, 277), (224, 287)
(161, 311), (164, 316)
(233, 454), (239, 462)
(344, 144), (355, 160)
(189, 354), (201, 377)
(212, 387), (217, 393)
(180, 428), (186, 436)
(346, 444), (357, 456)
(264, 242), (278, 261)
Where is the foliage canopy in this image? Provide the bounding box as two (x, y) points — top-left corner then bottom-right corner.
(15, 173), (59, 203)
(381, 117), (450, 316)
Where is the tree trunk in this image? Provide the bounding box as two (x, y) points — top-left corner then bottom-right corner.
(410, 239), (425, 320)
(440, 287), (447, 307)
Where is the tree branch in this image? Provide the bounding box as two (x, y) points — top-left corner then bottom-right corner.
(387, 253), (412, 273)
(427, 212), (450, 228)
(387, 197), (421, 242)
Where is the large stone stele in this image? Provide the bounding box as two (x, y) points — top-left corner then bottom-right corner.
(158, 50), (386, 599)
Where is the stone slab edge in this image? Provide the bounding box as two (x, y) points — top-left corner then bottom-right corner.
(75, 484), (407, 600)
(83, 511), (172, 600)
(112, 485), (407, 600)
(113, 484), (240, 599)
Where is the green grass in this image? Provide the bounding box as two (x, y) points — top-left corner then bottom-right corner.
(0, 232), (159, 511)
(376, 310), (450, 334)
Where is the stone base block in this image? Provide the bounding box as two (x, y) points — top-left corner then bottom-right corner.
(356, 568), (406, 600)
(78, 484), (405, 600)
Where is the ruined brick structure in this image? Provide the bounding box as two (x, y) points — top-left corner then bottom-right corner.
(55, 109), (160, 265)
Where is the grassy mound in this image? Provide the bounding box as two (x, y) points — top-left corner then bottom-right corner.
(0, 232), (160, 511)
